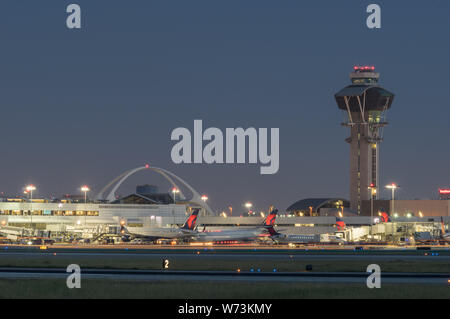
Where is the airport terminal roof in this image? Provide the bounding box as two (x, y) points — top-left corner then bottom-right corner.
(286, 198), (349, 212)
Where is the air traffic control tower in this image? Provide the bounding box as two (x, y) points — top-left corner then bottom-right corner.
(335, 66), (394, 215)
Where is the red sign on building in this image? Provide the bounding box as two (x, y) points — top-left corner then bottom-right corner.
(438, 189), (450, 199)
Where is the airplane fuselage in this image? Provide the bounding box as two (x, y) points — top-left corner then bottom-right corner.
(272, 234), (318, 244)
(126, 227), (195, 240)
(193, 228), (265, 242)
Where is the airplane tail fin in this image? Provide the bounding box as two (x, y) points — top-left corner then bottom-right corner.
(380, 212), (391, 223)
(180, 209), (199, 230)
(441, 217), (446, 237)
(336, 217), (346, 231)
(263, 209), (278, 227)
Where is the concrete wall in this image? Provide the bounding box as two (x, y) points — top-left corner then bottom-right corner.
(393, 200), (449, 217)
(361, 200), (390, 216)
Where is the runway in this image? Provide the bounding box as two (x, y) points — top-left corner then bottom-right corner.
(0, 245), (448, 285)
(0, 245), (448, 287)
(0, 267), (448, 284)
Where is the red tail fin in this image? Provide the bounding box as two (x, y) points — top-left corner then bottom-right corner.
(336, 217), (346, 231)
(380, 212), (391, 223)
(263, 209), (278, 227)
(181, 209), (199, 230)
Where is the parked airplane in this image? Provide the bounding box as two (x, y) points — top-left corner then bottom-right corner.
(267, 217), (346, 244)
(192, 209), (278, 242)
(120, 209), (199, 241)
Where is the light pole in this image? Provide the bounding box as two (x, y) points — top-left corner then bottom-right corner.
(385, 183), (398, 216)
(81, 185), (90, 225)
(201, 195), (208, 216)
(385, 183), (399, 243)
(172, 187), (180, 227)
(26, 185), (36, 229)
(244, 202), (252, 216)
(81, 185), (90, 204)
(171, 188), (179, 226)
(172, 187), (180, 204)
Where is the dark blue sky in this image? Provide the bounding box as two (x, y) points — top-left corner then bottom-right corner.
(0, 1), (449, 214)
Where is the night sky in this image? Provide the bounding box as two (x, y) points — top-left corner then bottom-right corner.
(0, 1), (449, 214)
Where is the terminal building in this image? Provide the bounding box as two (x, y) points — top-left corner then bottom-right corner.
(0, 166), (209, 233)
(0, 191), (189, 229)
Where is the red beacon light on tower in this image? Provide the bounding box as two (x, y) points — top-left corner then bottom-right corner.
(353, 65), (375, 71)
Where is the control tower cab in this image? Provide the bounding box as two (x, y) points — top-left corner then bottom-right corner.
(334, 66), (395, 215)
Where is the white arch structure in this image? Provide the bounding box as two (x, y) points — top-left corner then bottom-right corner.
(95, 165), (214, 215)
